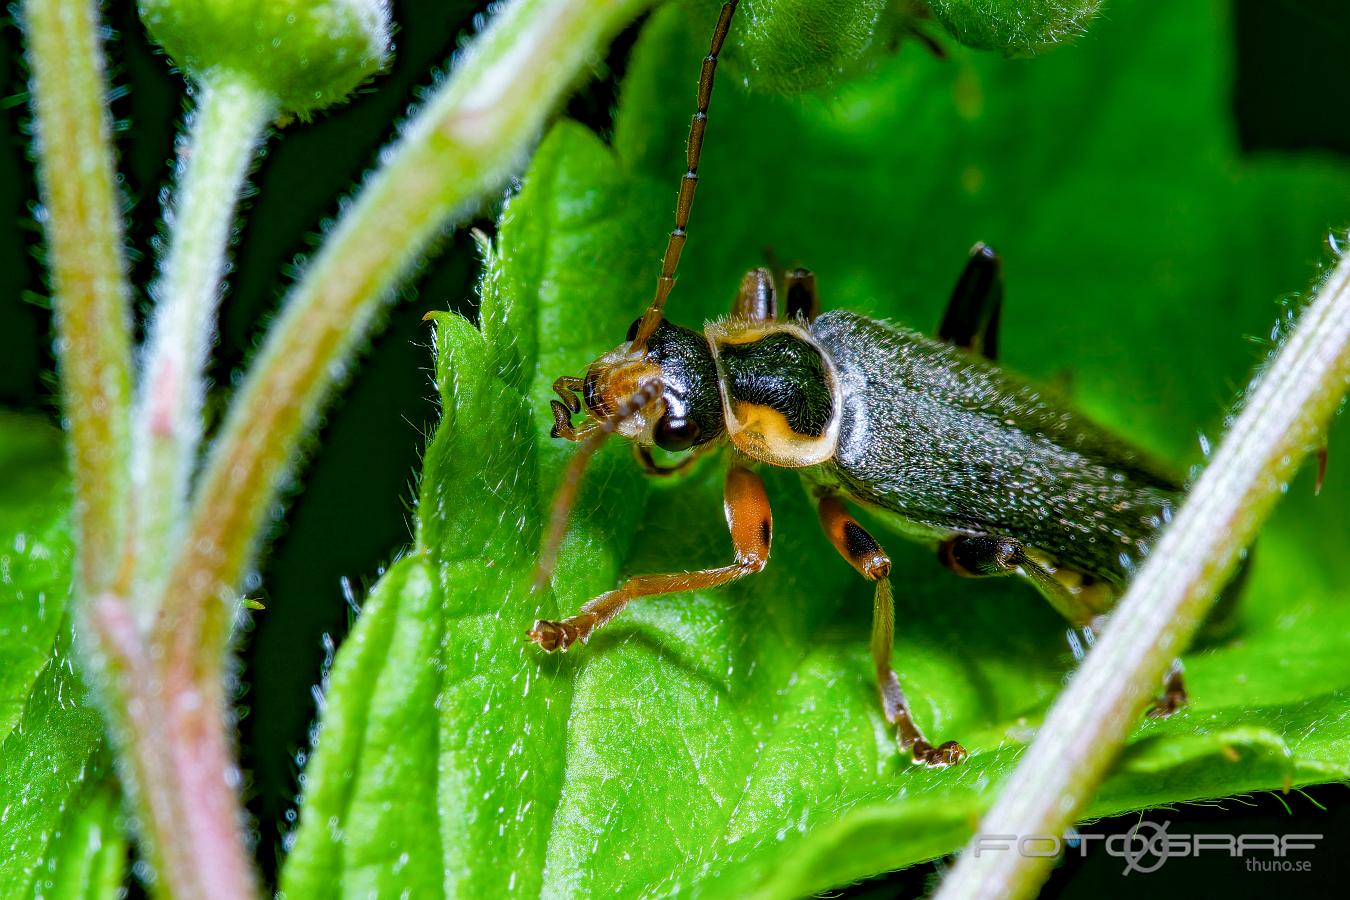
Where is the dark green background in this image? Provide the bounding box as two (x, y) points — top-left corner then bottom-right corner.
(1, 0), (1346, 894)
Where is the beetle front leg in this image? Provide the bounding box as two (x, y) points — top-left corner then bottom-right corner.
(818, 496), (968, 767)
(633, 442), (715, 477)
(528, 466), (772, 651)
(937, 242), (1003, 360)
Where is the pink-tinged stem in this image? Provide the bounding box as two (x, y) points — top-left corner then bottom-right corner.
(937, 246), (1350, 900)
(88, 594), (255, 899)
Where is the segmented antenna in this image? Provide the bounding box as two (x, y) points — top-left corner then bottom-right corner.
(629, 0), (740, 352)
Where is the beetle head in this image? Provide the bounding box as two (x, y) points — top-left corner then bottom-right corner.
(536, 318), (726, 591)
(551, 318), (725, 452)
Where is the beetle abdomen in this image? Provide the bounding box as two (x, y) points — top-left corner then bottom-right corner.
(808, 311), (1181, 586)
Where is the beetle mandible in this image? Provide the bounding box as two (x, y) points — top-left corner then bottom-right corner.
(527, 0), (1188, 767)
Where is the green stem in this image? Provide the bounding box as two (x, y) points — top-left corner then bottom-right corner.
(936, 247), (1350, 900)
(131, 73), (274, 619)
(152, 0), (653, 680)
(20, 0), (133, 600)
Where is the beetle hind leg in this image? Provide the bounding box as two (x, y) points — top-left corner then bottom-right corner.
(818, 496), (968, 767)
(938, 533), (1108, 626)
(939, 534), (1192, 718)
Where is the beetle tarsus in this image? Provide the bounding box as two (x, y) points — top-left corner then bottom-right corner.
(527, 617), (587, 653)
(1145, 657), (1188, 718)
(910, 739), (969, 768)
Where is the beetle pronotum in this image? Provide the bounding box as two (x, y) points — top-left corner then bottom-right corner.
(528, 0), (1192, 767)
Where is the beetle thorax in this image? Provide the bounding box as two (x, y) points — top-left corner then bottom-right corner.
(705, 319), (842, 467)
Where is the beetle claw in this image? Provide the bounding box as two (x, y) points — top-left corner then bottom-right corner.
(910, 739), (969, 768)
(1145, 689), (1188, 719)
(527, 618), (582, 653)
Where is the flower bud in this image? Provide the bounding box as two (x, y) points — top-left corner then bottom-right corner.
(138, 0), (392, 117)
(927, 0), (1103, 55)
(701, 0), (891, 94)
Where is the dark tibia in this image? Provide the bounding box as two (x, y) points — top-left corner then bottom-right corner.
(938, 242), (1004, 360)
(784, 268), (820, 322)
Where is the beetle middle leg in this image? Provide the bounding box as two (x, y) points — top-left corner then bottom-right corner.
(528, 465), (772, 651)
(937, 242), (1003, 360)
(817, 495), (968, 767)
(938, 533), (1190, 717)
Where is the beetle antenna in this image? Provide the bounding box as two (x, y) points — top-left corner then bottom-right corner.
(533, 381), (664, 592)
(629, 0), (740, 352)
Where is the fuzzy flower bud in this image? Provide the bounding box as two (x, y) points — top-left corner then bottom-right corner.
(927, 0), (1103, 55)
(711, 0), (891, 94)
(138, 0), (392, 117)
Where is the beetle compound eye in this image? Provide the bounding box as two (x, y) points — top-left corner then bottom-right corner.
(654, 416), (701, 451)
(626, 317), (644, 342)
(582, 369), (601, 413)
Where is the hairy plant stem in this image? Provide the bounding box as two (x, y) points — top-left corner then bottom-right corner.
(87, 72), (277, 900)
(130, 74), (274, 620)
(83, 0), (654, 893)
(20, 0), (133, 600)
(936, 247), (1350, 900)
(151, 0), (653, 679)
(18, 1), (250, 893)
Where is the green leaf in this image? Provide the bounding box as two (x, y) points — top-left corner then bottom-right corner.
(0, 412), (122, 898)
(0, 412), (74, 739)
(285, 2), (1350, 897)
(26, 781), (126, 900)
